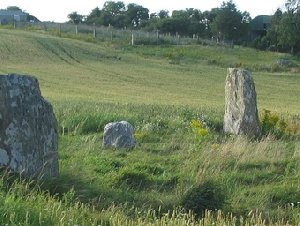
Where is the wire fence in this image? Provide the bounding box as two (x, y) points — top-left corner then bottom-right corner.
(7, 21), (225, 46)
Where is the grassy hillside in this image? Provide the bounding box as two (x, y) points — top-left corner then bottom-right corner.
(0, 29), (299, 113)
(0, 28), (300, 225)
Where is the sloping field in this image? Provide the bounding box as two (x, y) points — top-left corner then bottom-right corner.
(0, 29), (299, 114)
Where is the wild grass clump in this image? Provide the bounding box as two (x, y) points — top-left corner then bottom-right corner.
(0, 24), (14, 29)
(115, 169), (152, 190)
(261, 109), (288, 138)
(261, 109), (300, 139)
(181, 179), (226, 217)
(1, 171), (297, 225)
(286, 115), (300, 136)
(0, 176), (100, 225)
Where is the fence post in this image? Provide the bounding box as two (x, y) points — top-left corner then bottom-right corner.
(108, 24), (113, 41)
(156, 30), (159, 45)
(58, 23), (61, 37)
(175, 32), (179, 45)
(131, 31), (134, 46)
(75, 24), (78, 35)
(93, 23), (96, 38)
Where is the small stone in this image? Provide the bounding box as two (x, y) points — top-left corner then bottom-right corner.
(224, 68), (261, 137)
(103, 121), (136, 149)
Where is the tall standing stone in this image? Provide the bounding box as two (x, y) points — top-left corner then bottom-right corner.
(0, 74), (59, 178)
(224, 68), (261, 137)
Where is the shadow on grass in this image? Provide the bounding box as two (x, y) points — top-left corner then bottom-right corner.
(38, 172), (136, 209)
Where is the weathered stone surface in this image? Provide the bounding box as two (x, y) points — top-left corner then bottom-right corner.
(0, 74), (59, 178)
(224, 68), (261, 137)
(103, 121), (136, 149)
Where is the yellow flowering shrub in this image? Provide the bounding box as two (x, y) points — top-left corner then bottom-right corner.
(190, 119), (209, 137)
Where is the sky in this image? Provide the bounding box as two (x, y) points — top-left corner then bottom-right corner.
(0, 0), (285, 23)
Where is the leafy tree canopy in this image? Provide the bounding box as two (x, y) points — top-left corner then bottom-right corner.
(211, 0), (250, 41)
(6, 6), (22, 11)
(68, 11), (84, 24)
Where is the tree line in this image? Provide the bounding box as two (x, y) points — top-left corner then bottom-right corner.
(67, 0), (298, 54)
(68, 1), (250, 42)
(256, 0), (300, 54)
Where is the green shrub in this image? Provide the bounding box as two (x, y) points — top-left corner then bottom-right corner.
(181, 180), (226, 217)
(164, 52), (183, 64)
(261, 109), (288, 138)
(270, 185), (300, 206)
(116, 169), (152, 190)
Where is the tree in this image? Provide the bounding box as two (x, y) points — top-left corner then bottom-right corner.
(6, 6), (21, 11)
(102, 1), (125, 16)
(201, 9), (218, 38)
(267, 0), (300, 54)
(185, 8), (207, 36)
(154, 8), (208, 37)
(68, 11), (83, 24)
(159, 10), (191, 35)
(210, 0), (250, 42)
(125, 3), (149, 28)
(266, 9), (283, 50)
(85, 7), (102, 25)
(282, 0), (300, 54)
(101, 1), (126, 28)
(158, 10), (169, 19)
(285, 0), (300, 13)
(278, 11), (300, 54)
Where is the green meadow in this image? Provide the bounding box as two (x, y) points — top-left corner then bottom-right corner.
(0, 28), (300, 225)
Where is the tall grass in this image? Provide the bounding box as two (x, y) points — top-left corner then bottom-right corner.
(0, 177), (298, 225)
(47, 102), (300, 224)
(0, 177), (101, 225)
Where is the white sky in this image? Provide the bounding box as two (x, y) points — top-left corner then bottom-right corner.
(0, 0), (285, 22)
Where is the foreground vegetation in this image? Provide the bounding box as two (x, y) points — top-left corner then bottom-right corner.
(0, 28), (299, 225)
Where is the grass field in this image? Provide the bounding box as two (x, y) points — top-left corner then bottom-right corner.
(0, 29), (299, 113)
(0, 28), (300, 225)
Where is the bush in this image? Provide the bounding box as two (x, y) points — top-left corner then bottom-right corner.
(261, 109), (288, 138)
(181, 180), (226, 217)
(115, 169), (152, 190)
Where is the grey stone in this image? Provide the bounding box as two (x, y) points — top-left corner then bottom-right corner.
(224, 68), (261, 137)
(0, 74), (59, 178)
(277, 59), (290, 66)
(103, 121), (136, 149)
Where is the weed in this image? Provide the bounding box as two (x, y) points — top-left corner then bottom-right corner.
(181, 179), (226, 217)
(261, 109), (288, 138)
(116, 169), (152, 190)
(190, 118), (210, 144)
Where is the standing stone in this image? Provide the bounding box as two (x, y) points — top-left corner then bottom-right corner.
(224, 68), (261, 137)
(0, 74), (59, 178)
(103, 121), (136, 149)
